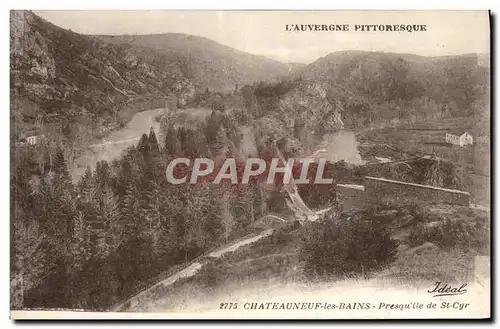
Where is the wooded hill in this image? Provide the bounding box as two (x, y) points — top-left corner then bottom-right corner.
(98, 33), (291, 93)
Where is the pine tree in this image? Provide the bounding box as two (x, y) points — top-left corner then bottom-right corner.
(204, 110), (220, 145)
(144, 181), (164, 254)
(52, 145), (74, 219)
(137, 133), (150, 155)
(162, 189), (183, 252)
(203, 190), (223, 246)
(99, 187), (121, 258)
(221, 194), (235, 243)
(120, 179), (141, 231)
(70, 210), (91, 271)
(78, 166), (96, 204)
(252, 184), (267, 219)
(214, 126), (228, 159)
(53, 145), (70, 183)
(95, 161), (111, 191)
(185, 128), (201, 158)
(148, 127), (160, 155)
(231, 184), (252, 228)
(164, 125), (181, 158)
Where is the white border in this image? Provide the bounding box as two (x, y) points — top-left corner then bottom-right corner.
(2, 1), (497, 328)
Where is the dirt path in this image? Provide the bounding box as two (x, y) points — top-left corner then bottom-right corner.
(275, 147), (319, 221)
(113, 229), (274, 312)
(470, 203), (490, 212)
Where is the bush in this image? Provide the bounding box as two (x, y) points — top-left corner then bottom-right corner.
(408, 216), (489, 252)
(300, 216), (398, 278)
(194, 261), (231, 289)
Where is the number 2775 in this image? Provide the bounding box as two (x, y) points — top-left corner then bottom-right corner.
(219, 302), (238, 310)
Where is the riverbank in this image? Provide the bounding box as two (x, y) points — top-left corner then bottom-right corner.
(71, 107), (167, 181)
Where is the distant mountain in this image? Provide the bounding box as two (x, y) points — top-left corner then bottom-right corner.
(284, 62), (307, 74)
(98, 33), (290, 93)
(477, 53), (490, 68)
(291, 51), (490, 128)
(234, 50), (489, 153)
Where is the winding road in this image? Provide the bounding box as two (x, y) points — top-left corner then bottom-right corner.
(112, 228), (275, 312)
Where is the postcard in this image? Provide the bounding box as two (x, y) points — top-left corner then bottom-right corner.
(10, 9), (490, 319)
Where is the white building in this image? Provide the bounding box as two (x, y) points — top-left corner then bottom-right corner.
(18, 134), (44, 146)
(445, 131), (473, 147)
(26, 135), (38, 145)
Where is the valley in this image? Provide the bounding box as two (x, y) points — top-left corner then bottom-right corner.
(121, 203), (488, 315)
(10, 10), (490, 316)
(72, 107), (166, 181)
(357, 116), (490, 206)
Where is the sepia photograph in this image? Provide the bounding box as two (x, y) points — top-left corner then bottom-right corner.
(9, 9), (490, 319)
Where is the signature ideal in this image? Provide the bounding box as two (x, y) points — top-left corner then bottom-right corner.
(428, 281), (468, 297)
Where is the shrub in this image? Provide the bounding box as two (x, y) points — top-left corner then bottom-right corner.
(408, 216), (489, 252)
(300, 216), (398, 278)
(195, 261), (231, 289)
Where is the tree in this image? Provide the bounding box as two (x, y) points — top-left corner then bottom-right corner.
(120, 178), (141, 232)
(78, 166), (96, 204)
(70, 210), (91, 271)
(137, 133), (150, 156)
(301, 214), (398, 278)
(220, 194), (235, 243)
(53, 145), (71, 184)
(11, 210), (45, 309)
(99, 186), (121, 258)
(164, 125), (181, 158)
(44, 146), (75, 239)
(147, 127), (160, 155)
(251, 184), (267, 220)
(202, 189), (224, 246)
(214, 126), (228, 159)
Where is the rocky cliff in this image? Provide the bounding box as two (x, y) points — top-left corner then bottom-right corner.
(240, 50), (489, 152)
(10, 10), (195, 139)
(294, 51), (490, 129)
(237, 80), (345, 155)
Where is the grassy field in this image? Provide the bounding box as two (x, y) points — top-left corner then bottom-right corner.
(358, 117), (476, 162)
(357, 116), (490, 205)
(130, 203), (489, 313)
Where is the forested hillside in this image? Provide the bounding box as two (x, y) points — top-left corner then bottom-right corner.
(98, 33), (291, 93)
(294, 51), (489, 129)
(200, 50), (489, 157)
(10, 10), (196, 143)
(12, 115), (270, 310)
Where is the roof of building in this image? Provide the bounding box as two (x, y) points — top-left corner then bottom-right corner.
(365, 176), (470, 195)
(446, 130), (472, 137)
(337, 183), (365, 191)
(18, 130), (43, 139)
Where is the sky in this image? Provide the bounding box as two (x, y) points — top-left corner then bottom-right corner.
(34, 10), (490, 64)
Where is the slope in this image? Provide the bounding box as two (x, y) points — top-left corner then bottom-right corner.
(293, 51), (489, 129)
(10, 10), (194, 140)
(98, 33), (291, 93)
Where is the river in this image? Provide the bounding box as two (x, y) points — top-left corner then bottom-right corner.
(72, 108), (166, 181)
(321, 130), (365, 165)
